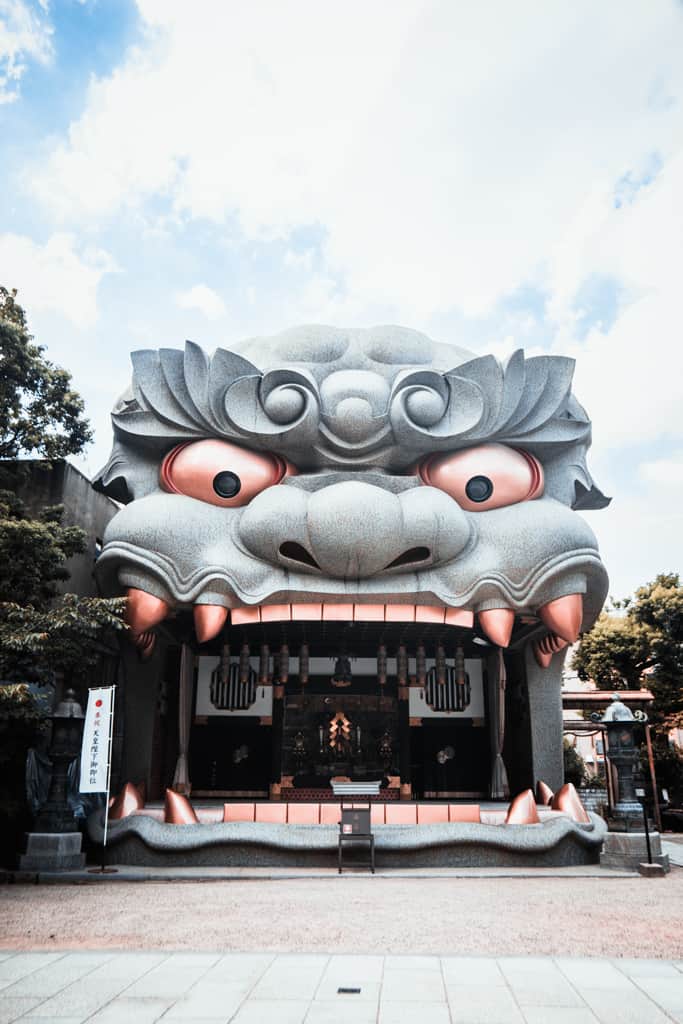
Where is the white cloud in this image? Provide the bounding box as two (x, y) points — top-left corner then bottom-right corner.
(584, 456), (683, 600)
(550, 150), (683, 448)
(16, 0), (683, 605)
(175, 283), (226, 320)
(26, 2), (683, 316)
(0, 0), (52, 104)
(639, 452), (683, 487)
(0, 232), (117, 327)
(22, 0), (683, 450)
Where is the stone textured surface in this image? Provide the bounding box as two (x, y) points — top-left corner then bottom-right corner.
(19, 832), (85, 872)
(94, 328), (610, 619)
(525, 644), (565, 792)
(93, 325), (611, 800)
(600, 831), (670, 872)
(85, 809), (607, 867)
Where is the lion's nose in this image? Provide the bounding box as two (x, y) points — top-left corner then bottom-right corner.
(305, 482), (404, 577)
(239, 480), (469, 579)
(306, 481), (469, 579)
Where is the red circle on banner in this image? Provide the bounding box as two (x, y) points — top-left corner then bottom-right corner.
(95, 699), (103, 707)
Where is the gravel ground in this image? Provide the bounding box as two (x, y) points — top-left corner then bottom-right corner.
(2, 874), (682, 958)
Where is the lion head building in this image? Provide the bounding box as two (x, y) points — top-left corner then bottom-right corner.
(92, 326), (610, 864)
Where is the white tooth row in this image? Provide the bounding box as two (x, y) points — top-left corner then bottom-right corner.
(229, 602), (475, 627)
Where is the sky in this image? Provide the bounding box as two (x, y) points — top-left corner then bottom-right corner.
(0, 0), (681, 603)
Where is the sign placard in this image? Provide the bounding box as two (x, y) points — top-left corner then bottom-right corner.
(79, 687), (114, 793)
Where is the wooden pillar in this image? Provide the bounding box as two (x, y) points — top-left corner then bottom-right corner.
(172, 643), (194, 795)
(270, 683), (285, 800)
(398, 682), (411, 800)
(645, 724), (662, 832)
(487, 650), (509, 800)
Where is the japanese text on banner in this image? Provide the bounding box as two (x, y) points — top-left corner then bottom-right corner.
(79, 687), (113, 793)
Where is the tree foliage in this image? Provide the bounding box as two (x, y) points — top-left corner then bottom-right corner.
(0, 491), (87, 606)
(572, 573), (683, 732)
(0, 287), (92, 461)
(0, 288), (126, 860)
(0, 594), (126, 687)
(563, 738), (587, 788)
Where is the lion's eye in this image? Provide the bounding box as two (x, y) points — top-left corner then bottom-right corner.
(160, 440), (290, 507)
(419, 443), (543, 512)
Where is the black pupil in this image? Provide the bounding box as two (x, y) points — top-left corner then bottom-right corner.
(465, 475), (493, 503)
(213, 471), (241, 499)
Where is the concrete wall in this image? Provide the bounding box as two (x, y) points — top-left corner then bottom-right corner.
(2, 460), (119, 598)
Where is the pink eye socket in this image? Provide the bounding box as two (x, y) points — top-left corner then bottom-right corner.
(419, 444), (543, 512)
(160, 440), (291, 507)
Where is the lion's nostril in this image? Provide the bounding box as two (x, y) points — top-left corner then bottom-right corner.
(385, 547), (431, 570)
(279, 541), (321, 570)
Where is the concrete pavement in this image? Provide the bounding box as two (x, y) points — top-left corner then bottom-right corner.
(662, 840), (683, 868)
(1, 951), (683, 1023)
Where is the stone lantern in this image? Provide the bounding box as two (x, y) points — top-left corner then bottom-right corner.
(598, 694), (644, 826)
(20, 688), (87, 872)
(595, 694), (669, 872)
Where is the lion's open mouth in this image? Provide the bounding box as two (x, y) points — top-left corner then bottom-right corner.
(126, 588), (580, 669)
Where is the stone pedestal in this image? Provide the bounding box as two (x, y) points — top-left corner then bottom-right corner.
(19, 832), (86, 872)
(638, 862), (667, 877)
(600, 831), (670, 872)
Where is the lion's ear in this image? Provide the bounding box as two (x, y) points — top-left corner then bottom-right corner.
(93, 439), (162, 504)
(539, 442), (610, 510)
(572, 480), (611, 510)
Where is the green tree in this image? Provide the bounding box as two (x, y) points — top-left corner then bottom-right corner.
(0, 289), (125, 862)
(572, 573), (683, 732)
(0, 491), (86, 606)
(0, 287), (92, 460)
(572, 573), (683, 803)
(563, 738), (587, 788)
(0, 594), (126, 688)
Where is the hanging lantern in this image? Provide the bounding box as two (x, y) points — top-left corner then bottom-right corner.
(299, 642), (310, 686)
(455, 643), (466, 686)
(436, 643), (446, 686)
(377, 644), (387, 687)
(397, 644), (408, 686)
(210, 643), (230, 708)
(220, 643), (230, 684)
(331, 654), (352, 688)
(416, 643), (426, 686)
(239, 643), (250, 685)
(258, 644), (270, 685)
(279, 644), (289, 684)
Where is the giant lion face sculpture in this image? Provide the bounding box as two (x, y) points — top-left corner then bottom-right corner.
(95, 325), (609, 665)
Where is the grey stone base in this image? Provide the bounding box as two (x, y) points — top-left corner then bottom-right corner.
(638, 862), (667, 877)
(86, 812), (607, 869)
(600, 831), (670, 873)
(100, 834), (601, 868)
(19, 832), (86, 872)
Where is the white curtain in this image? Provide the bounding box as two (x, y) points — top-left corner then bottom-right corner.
(172, 643), (194, 794)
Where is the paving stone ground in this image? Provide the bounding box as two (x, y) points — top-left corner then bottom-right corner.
(1, 951), (683, 1023)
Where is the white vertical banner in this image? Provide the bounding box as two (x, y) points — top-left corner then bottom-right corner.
(79, 686), (115, 793)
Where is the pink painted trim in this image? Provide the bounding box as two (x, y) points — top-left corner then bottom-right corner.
(385, 604), (416, 622)
(291, 603), (323, 620)
(322, 603), (355, 620)
(353, 604), (385, 621)
(231, 606), (261, 625)
(261, 603), (291, 622)
(445, 608), (475, 628)
(415, 606), (445, 624)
